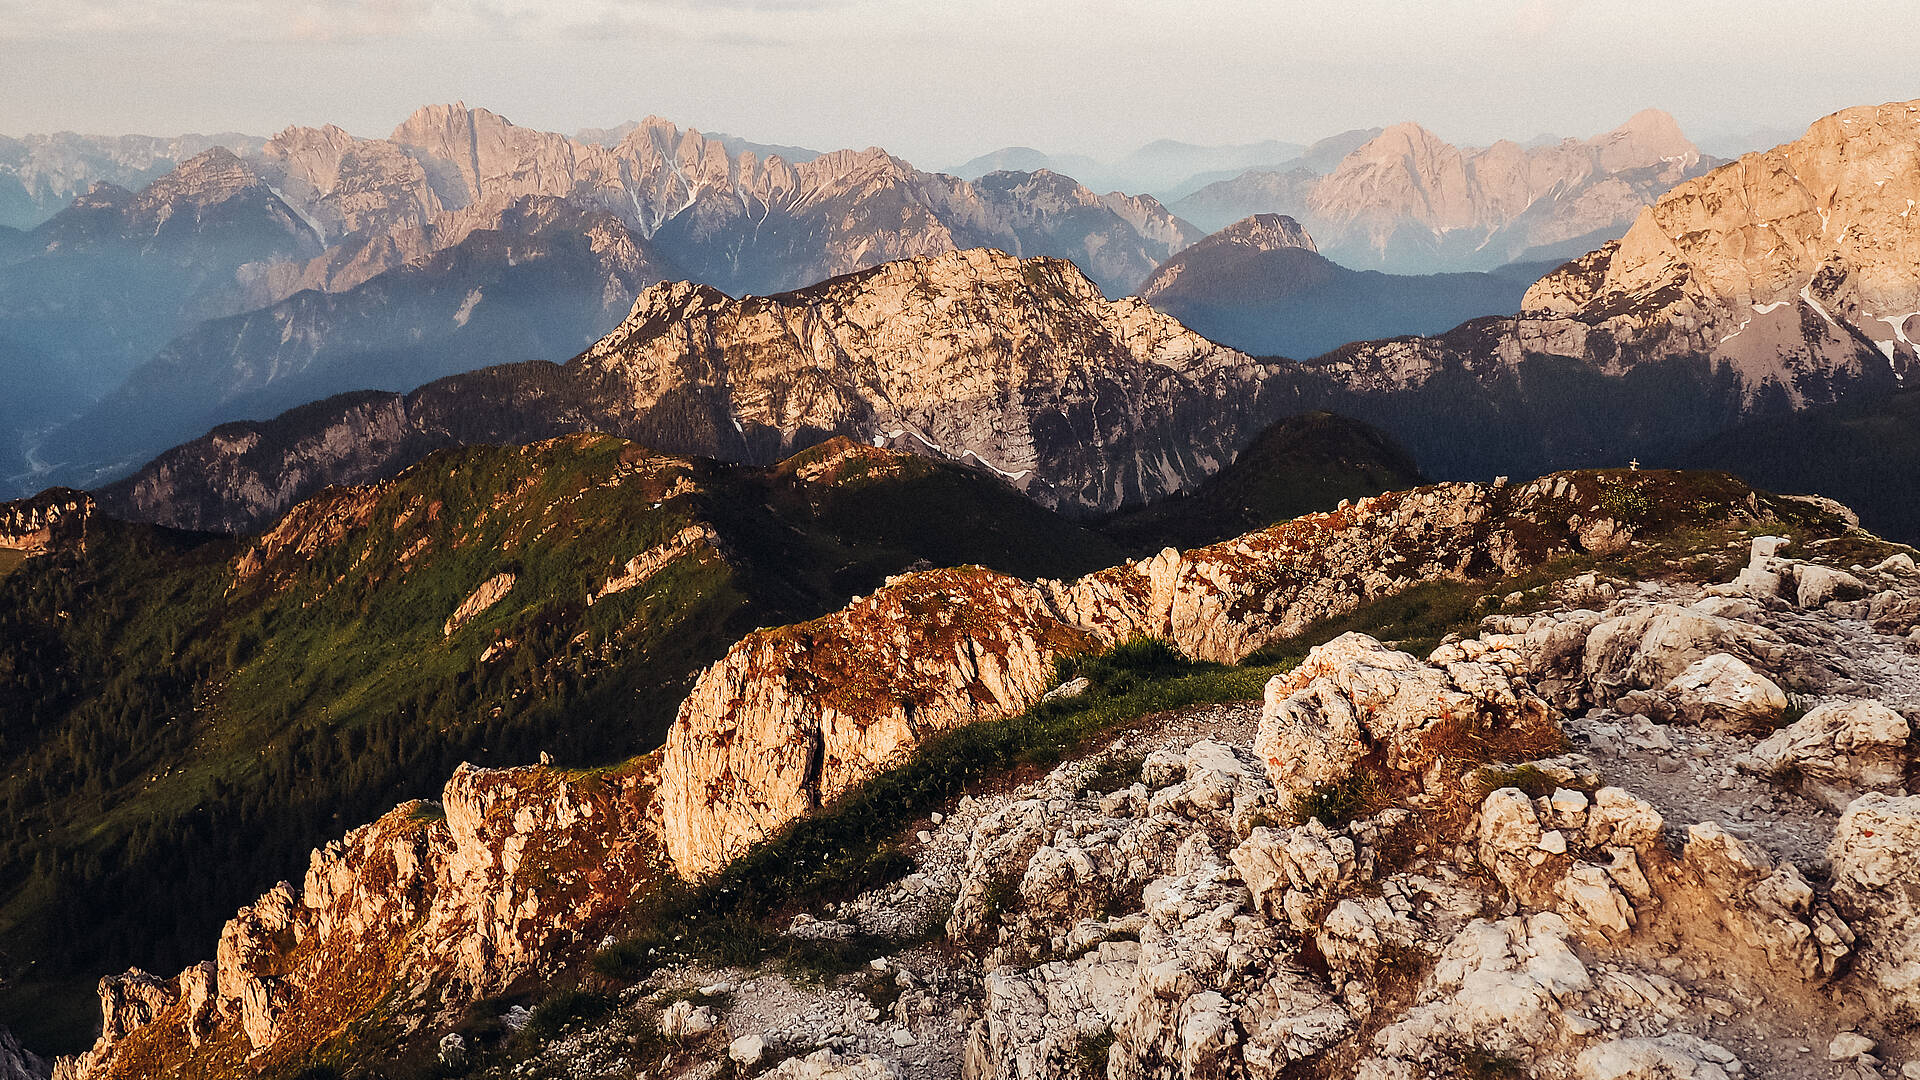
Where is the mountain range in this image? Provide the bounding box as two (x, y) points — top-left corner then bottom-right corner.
(2, 103), (1738, 505)
(950, 136), (1309, 200)
(0, 131), (266, 230)
(4, 89), (1920, 1076)
(1170, 109), (1716, 273)
(0, 104), (1217, 497)
(80, 98), (1920, 549)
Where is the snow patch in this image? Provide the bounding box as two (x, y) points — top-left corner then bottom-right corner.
(1752, 301), (1790, 314)
(270, 186), (329, 243)
(1799, 285), (1839, 329)
(961, 451), (1032, 482)
(452, 289), (483, 328)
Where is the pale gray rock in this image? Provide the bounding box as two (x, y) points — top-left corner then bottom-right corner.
(1797, 564), (1869, 609)
(1735, 699), (1912, 811)
(1831, 794), (1920, 1015)
(1661, 653), (1788, 731)
(1573, 1033), (1741, 1079)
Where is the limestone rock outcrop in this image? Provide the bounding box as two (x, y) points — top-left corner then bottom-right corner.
(58, 762), (666, 1078)
(1736, 700), (1912, 811)
(1830, 794), (1920, 1017)
(1257, 632), (1554, 796)
(659, 471), (1679, 876)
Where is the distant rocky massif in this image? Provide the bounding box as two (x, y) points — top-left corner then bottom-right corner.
(1283, 98), (1920, 519)
(88, 100), (1920, 545)
(0, 104), (1217, 496)
(94, 249), (1279, 534)
(0, 130), (266, 229)
(3, 102), (1731, 500)
(1169, 110), (1715, 273)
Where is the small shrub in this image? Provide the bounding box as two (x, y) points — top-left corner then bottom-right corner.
(1599, 480), (1654, 523)
(981, 876), (1021, 923)
(1289, 771), (1375, 828)
(1776, 699), (1812, 730)
(1471, 764), (1564, 800)
(1078, 755), (1145, 796)
(523, 989), (612, 1042)
(1075, 1028), (1116, 1078)
(1459, 1048), (1524, 1079)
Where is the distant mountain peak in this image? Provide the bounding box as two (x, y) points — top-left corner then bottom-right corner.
(1209, 213), (1317, 253)
(1588, 107), (1699, 171)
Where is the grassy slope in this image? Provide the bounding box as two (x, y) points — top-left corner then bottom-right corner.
(1099, 411), (1425, 553)
(0, 434), (1125, 1051)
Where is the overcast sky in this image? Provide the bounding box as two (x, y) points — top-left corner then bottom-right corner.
(0, 0), (1911, 166)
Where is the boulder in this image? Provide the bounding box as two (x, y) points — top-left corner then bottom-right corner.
(1682, 822), (1852, 980)
(1735, 700), (1911, 811)
(1797, 564), (1868, 609)
(1830, 794), (1920, 1015)
(659, 999), (717, 1039)
(1582, 604), (1795, 702)
(1257, 633), (1551, 798)
(1661, 653), (1787, 731)
(1573, 1033), (1741, 1079)
(731, 1034), (769, 1066)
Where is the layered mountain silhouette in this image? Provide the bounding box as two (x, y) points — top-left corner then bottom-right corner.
(86, 99), (1920, 544)
(1, 104), (1217, 497)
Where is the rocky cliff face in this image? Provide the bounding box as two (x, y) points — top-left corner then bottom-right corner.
(55, 761), (667, 1080)
(569, 248), (1262, 513)
(1172, 110), (1712, 272)
(0, 488), (92, 558)
(1522, 99), (1920, 378)
(658, 470), (1718, 876)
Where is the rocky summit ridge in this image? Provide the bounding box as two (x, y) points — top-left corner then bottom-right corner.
(248, 103), (1199, 300)
(55, 465), (1920, 1080)
(99, 248), (1280, 532)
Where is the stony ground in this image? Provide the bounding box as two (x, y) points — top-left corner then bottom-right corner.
(472, 536), (1920, 1080)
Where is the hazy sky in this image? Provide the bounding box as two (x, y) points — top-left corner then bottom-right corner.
(0, 0), (1912, 165)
